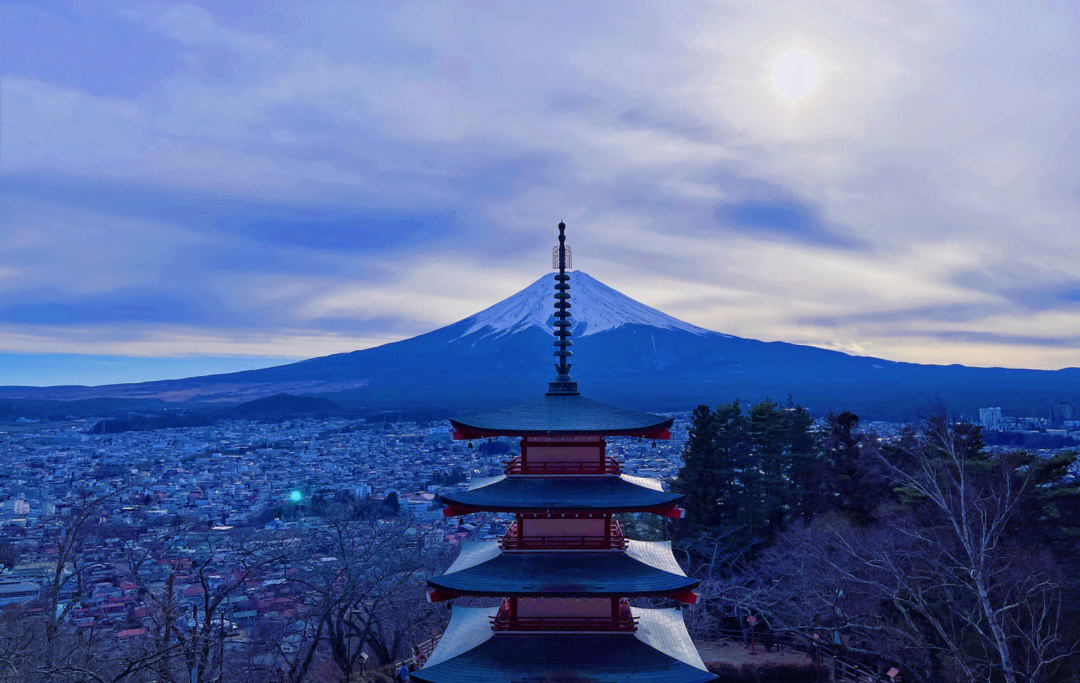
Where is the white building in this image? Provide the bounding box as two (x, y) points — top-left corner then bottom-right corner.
(979, 407), (1003, 431)
(0, 580), (39, 606)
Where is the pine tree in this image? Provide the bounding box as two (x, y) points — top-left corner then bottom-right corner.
(813, 411), (890, 524)
(674, 399), (816, 547)
(711, 400), (750, 531)
(673, 405), (721, 529)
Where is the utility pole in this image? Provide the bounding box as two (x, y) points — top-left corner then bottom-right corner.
(218, 609), (225, 683)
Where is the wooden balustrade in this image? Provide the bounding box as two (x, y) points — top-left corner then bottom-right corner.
(499, 520), (627, 551)
(490, 599), (637, 632)
(504, 455), (621, 475)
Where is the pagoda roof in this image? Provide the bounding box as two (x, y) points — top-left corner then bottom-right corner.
(413, 606), (715, 683)
(429, 540), (698, 598)
(440, 474), (682, 515)
(450, 394), (673, 439)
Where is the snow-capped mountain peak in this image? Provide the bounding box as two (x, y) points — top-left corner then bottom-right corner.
(458, 271), (711, 339)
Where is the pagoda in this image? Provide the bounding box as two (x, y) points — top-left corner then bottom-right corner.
(414, 223), (715, 683)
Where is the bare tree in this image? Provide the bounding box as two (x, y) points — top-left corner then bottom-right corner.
(283, 513), (447, 683)
(117, 521), (298, 683)
(0, 483), (196, 683)
(881, 418), (1073, 682)
(4, 493), (448, 683)
(675, 526), (759, 638)
(748, 419), (1074, 682)
(41, 485), (128, 657)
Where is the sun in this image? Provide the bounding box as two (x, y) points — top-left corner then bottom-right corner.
(772, 48), (821, 102)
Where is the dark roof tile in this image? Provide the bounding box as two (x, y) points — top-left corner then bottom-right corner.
(451, 394), (673, 437)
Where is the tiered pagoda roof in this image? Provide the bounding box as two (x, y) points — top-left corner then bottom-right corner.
(429, 539), (698, 598)
(417, 607), (714, 683)
(439, 473), (683, 515)
(415, 222), (714, 683)
(450, 394), (673, 438)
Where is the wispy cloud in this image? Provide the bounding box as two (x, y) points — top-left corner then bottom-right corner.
(1, 0), (1079, 384)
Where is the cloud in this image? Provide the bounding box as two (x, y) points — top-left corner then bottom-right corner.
(0, 3), (183, 97)
(0, 290), (206, 326)
(1, 0), (1079, 382)
(717, 195), (860, 248)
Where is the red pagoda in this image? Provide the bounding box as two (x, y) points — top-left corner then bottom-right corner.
(414, 223), (714, 683)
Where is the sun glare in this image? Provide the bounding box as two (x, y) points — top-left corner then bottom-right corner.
(772, 48), (821, 102)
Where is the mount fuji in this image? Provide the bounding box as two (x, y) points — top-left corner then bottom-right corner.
(458, 271), (710, 340)
(2, 271), (1078, 420)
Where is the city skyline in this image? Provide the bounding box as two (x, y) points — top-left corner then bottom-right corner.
(3, 1), (1080, 386)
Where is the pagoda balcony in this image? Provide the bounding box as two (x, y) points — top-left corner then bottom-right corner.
(499, 520), (628, 551)
(489, 598), (637, 633)
(504, 455), (621, 476)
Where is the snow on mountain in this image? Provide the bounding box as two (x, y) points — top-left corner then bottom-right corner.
(459, 271), (712, 339)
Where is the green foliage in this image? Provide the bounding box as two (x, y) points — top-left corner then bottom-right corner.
(0, 542), (18, 571)
(431, 466), (467, 486)
(477, 439), (512, 455)
(1007, 449), (1080, 568)
(382, 491), (401, 515)
(810, 411), (891, 524)
(673, 399), (818, 548)
(745, 416), (1080, 682)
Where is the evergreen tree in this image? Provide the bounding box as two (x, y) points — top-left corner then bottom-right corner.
(0, 541), (18, 572)
(674, 399), (816, 548)
(382, 491), (400, 516)
(711, 400), (750, 530)
(813, 411), (890, 524)
(673, 405), (722, 530)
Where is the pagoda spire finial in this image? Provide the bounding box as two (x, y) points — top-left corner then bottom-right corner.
(548, 221), (578, 395)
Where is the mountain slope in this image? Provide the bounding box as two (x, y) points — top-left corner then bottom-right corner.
(1, 271), (1078, 420)
(459, 271), (710, 339)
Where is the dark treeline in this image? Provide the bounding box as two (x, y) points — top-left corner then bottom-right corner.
(89, 394), (346, 433)
(673, 399), (1080, 683)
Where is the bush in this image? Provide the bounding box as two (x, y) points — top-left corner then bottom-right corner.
(706, 661), (829, 682)
(358, 670), (397, 683)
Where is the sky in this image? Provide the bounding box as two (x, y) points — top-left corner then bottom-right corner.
(2, 1), (1079, 386)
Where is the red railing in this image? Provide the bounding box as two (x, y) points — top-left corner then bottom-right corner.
(499, 520), (627, 551)
(403, 635), (441, 668)
(490, 599), (637, 632)
(504, 455), (621, 475)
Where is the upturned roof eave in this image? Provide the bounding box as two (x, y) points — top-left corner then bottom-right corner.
(414, 607), (716, 683)
(438, 491), (684, 516)
(450, 419), (673, 440)
(449, 394), (674, 440)
(427, 540), (698, 598)
(427, 577), (700, 599)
